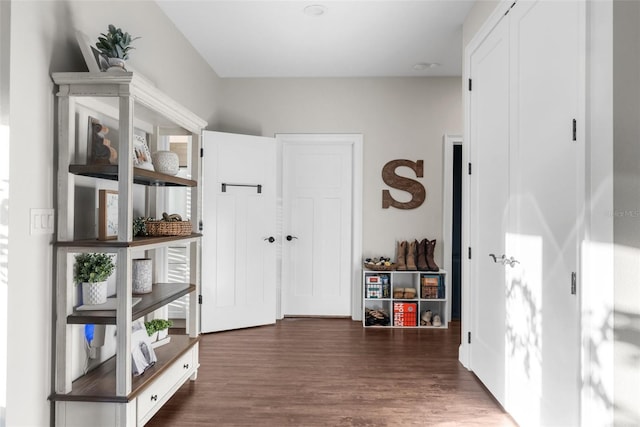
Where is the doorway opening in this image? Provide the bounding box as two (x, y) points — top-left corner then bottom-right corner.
(442, 135), (462, 321)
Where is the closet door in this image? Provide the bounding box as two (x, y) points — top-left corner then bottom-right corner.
(507, 1), (583, 425)
(468, 15), (510, 405)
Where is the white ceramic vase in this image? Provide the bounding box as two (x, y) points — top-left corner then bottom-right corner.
(82, 281), (108, 305)
(132, 258), (153, 294)
(158, 328), (169, 340)
(106, 57), (127, 72)
(152, 151), (179, 175)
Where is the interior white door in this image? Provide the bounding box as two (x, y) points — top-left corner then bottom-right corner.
(468, 14), (510, 405)
(280, 136), (353, 316)
(506, 1), (582, 425)
(201, 131), (277, 332)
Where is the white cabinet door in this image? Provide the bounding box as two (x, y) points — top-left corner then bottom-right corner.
(468, 14), (510, 405)
(507, 1), (583, 425)
(201, 131), (277, 332)
(468, 1), (583, 425)
(280, 135), (355, 316)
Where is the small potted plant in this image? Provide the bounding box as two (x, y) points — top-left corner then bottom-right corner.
(95, 24), (140, 71)
(144, 319), (173, 343)
(74, 253), (115, 305)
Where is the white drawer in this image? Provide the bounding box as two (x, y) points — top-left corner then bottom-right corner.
(137, 344), (197, 425)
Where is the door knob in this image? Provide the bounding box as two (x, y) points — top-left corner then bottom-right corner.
(286, 235), (298, 241)
(504, 256), (520, 268)
(264, 236), (275, 243)
(489, 254), (505, 263)
(489, 253), (519, 267)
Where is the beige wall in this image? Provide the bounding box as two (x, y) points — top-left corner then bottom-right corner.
(216, 77), (462, 260)
(7, 1), (220, 425)
(462, 0), (501, 49)
(613, 0), (640, 424)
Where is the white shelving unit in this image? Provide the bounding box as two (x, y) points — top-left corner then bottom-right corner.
(50, 72), (207, 426)
(363, 270), (449, 328)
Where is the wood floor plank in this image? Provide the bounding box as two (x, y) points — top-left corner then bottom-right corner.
(146, 318), (516, 426)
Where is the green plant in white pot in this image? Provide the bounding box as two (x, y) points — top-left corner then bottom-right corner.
(74, 253), (115, 305)
(95, 24), (140, 71)
(144, 319), (173, 342)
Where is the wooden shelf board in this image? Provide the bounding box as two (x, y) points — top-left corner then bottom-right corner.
(69, 164), (197, 187)
(67, 283), (195, 325)
(56, 233), (201, 249)
(50, 335), (199, 403)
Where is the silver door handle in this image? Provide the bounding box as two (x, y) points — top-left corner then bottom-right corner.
(489, 253), (505, 263)
(504, 256), (519, 268)
(489, 253), (519, 268)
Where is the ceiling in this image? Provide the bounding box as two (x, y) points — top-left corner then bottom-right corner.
(156, 1), (475, 78)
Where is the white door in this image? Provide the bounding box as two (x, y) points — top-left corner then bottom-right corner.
(468, 1), (583, 425)
(279, 135), (354, 316)
(468, 14), (510, 405)
(201, 131), (277, 332)
(506, 1), (582, 424)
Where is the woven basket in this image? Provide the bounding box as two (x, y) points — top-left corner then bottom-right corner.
(145, 220), (192, 237)
(364, 263), (396, 271)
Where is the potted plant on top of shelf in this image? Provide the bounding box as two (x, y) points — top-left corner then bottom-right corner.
(74, 253), (115, 305)
(145, 319), (173, 347)
(95, 24), (140, 71)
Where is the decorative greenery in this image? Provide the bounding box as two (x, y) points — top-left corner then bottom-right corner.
(95, 24), (140, 60)
(144, 319), (173, 336)
(74, 253), (115, 283)
(133, 216), (151, 237)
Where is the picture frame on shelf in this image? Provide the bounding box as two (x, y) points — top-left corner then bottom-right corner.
(98, 190), (118, 240)
(131, 318), (157, 376)
(91, 47), (110, 72)
(133, 133), (154, 171)
(87, 116), (117, 165)
(75, 30), (108, 72)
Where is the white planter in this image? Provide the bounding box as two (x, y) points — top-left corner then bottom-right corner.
(82, 281), (108, 305)
(132, 258), (153, 294)
(152, 151), (179, 175)
(106, 57), (126, 72)
(157, 328), (169, 340)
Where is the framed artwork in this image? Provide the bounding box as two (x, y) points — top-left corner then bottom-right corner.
(88, 116), (117, 165)
(133, 133), (154, 171)
(75, 30), (107, 72)
(91, 47), (110, 72)
(131, 318), (157, 376)
(98, 190), (118, 240)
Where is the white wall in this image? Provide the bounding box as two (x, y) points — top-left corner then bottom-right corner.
(7, 1), (220, 426)
(0, 3), (9, 426)
(217, 77), (462, 261)
(613, 0), (640, 424)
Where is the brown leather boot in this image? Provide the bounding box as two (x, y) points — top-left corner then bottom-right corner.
(406, 240), (418, 270)
(396, 241), (407, 271)
(426, 239), (439, 271)
(417, 238), (429, 270)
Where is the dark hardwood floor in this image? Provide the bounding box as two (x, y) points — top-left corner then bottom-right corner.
(146, 318), (516, 426)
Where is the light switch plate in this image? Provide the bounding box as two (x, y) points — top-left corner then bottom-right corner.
(30, 208), (55, 235)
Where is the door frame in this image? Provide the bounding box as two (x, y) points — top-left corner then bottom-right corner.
(275, 134), (363, 321)
(442, 134), (462, 324)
